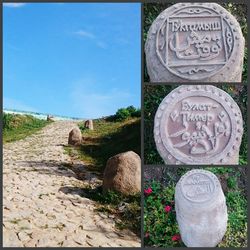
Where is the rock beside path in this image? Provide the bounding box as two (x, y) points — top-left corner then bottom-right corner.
(103, 151), (141, 195)
(68, 127), (82, 146)
(84, 120), (94, 130)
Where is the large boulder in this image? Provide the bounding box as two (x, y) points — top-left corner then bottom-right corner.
(68, 127), (82, 146)
(103, 151), (141, 195)
(84, 119), (94, 130)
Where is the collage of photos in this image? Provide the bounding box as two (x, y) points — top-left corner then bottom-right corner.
(2, 1), (249, 249)
(143, 1), (248, 248)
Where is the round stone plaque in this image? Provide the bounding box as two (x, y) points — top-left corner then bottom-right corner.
(179, 169), (218, 203)
(145, 3), (245, 82)
(154, 85), (243, 165)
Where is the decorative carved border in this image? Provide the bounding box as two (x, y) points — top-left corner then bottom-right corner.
(154, 85), (243, 165)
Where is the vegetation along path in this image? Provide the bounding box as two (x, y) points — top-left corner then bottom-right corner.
(3, 120), (140, 247)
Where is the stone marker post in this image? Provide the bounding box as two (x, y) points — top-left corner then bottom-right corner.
(175, 169), (228, 247)
(145, 2), (244, 82)
(154, 85), (243, 164)
(84, 119), (94, 130)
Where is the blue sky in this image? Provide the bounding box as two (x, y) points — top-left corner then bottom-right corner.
(3, 3), (141, 118)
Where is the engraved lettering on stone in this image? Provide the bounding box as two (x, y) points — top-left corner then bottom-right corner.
(168, 98), (230, 155)
(180, 172), (215, 203)
(184, 174), (212, 199)
(150, 4), (240, 80)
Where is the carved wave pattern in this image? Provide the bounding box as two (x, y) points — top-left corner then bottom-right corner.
(177, 8), (213, 15)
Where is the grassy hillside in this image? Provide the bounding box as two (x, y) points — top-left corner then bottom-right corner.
(66, 117), (140, 172)
(3, 113), (50, 143)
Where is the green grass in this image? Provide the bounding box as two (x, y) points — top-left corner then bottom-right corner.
(71, 117), (140, 171)
(144, 167), (247, 247)
(3, 113), (51, 143)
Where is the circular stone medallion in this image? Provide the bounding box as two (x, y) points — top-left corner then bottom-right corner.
(180, 170), (216, 203)
(145, 3), (244, 81)
(154, 85), (243, 164)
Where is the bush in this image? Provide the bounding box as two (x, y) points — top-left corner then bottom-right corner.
(114, 106), (141, 121)
(115, 108), (131, 121)
(126, 105), (137, 115)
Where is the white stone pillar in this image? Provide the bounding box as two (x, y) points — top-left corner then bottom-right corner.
(175, 169), (228, 247)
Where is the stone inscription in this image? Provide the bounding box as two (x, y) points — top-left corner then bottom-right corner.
(170, 20), (221, 32)
(154, 85), (243, 165)
(156, 5), (235, 80)
(168, 97), (230, 156)
(181, 172), (215, 203)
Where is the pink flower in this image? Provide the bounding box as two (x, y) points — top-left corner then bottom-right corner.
(164, 205), (172, 212)
(144, 187), (152, 195)
(172, 234), (181, 241)
(145, 232), (150, 238)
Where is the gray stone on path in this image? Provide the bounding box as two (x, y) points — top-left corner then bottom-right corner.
(103, 151), (141, 195)
(154, 85), (243, 165)
(145, 2), (245, 82)
(175, 169), (228, 247)
(68, 127), (82, 146)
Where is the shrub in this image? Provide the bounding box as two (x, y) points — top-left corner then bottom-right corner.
(131, 108), (141, 118)
(126, 105), (137, 115)
(113, 106), (141, 121)
(115, 108), (131, 121)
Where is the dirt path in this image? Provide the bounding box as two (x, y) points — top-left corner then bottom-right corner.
(3, 121), (140, 247)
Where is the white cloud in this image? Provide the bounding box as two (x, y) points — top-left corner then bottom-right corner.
(3, 97), (37, 112)
(73, 30), (107, 49)
(74, 30), (95, 39)
(3, 3), (27, 8)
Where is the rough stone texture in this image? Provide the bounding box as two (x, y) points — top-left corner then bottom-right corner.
(154, 85), (243, 165)
(175, 169), (228, 247)
(103, 151), (141, 195)
(84, 120), (94, 130)
(3, 121), (140, 247)
(68, 127), (82, 146)
(145, 2), (245, 82)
